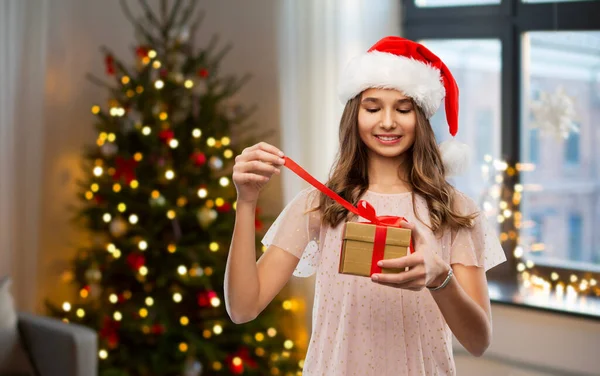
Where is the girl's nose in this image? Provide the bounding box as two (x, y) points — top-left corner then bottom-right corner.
(379, 110), (397, 130)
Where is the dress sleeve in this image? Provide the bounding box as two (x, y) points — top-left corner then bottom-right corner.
(449, 191), (507, 271)
(261, 187), (322, 277)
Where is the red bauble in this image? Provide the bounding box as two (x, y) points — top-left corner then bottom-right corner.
(99, 316), (120, 347)
(197, 291), (209, 307)
(216, 202), (232, 213)
(229, 362), (243, 375)
(198, 68), (209, 78)
(159, 129), (174, 143)
(105, 55), (116, 75)
(151, 323), (165, 335)
(126, 252), (145, 271)
(159, 69), (168, 78)
(197, 290), (217, 307)
(135, 46), (149, 58)
(192, 152), (206, 166)
(113, 157), (138, 184)
(94, 194), (105, 205)
(227, 348), (257, 375)
(107, 333), (119, 348)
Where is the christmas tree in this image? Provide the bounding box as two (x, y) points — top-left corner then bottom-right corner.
(46, 1), (303, 375)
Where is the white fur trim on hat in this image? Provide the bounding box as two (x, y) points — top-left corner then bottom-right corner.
(337, 51), (445, 118)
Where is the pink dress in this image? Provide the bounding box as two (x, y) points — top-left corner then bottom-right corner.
(262, 188), (506, 376)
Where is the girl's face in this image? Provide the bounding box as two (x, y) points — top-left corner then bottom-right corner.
(357, 88), (417, 160)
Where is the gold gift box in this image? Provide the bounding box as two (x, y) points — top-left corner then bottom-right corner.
(339, 222), (412, 277)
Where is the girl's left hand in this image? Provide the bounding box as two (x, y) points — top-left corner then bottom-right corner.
(370, 221), (451, 291)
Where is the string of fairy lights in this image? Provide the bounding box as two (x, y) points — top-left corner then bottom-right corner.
(481, 155), (599, 300)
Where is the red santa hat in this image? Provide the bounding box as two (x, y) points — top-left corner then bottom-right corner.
(337, 36), (470, 176)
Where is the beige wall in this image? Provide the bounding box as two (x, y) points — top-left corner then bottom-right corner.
(37, 0), (283, 309)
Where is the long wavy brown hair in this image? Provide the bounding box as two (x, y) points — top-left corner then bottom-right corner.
(316, 94), (475, 233)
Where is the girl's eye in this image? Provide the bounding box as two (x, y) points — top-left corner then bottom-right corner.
(366, 108), (380, 113)
(397, 109), (412, 114)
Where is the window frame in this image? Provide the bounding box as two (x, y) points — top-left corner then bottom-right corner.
(402, 0), (600, 311)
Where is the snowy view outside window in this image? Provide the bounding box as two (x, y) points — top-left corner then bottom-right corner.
(422, 33), (600, 271)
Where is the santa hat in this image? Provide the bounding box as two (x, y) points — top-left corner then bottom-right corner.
(338, 36), (470, 177)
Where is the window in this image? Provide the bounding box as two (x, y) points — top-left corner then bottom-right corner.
(568, 213), (583, 262)
(422, 39), (502, 201)
(415, 0), (499, 7)
(523, 0), (595, 3)
(528, 128), (539, 164)
(521, 31), (600, 275)
(530, 214), (544, 243)
(564, 126), (580, 165)
(404, 0), (600, 317)
(476, 109), (495, 165)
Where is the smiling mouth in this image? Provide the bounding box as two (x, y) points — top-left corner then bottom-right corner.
(375, 135), (402, 141)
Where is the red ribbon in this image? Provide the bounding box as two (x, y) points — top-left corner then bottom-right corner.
(283, 157), (414, 274)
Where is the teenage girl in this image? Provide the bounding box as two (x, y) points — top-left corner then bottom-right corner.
(225, 36), (506, 376)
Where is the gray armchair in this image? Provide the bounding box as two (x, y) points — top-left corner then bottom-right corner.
(17, 312), (98, 376)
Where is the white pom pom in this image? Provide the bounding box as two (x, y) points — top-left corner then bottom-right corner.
(439, 138), (471, 177)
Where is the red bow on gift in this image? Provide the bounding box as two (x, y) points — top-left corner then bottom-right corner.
(354, 200), (414, 274)
(283, 157), (414, 275)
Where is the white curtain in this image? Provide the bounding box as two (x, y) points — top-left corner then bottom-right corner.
(276, 0), (401, 328)
(0, 0), (48, 311)
(277, 0), (401, 203)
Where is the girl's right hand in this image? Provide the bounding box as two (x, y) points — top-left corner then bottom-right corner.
(232, 142), (286, 203)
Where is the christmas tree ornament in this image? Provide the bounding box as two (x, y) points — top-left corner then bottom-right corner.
(149, 194), (166, 207)
(105, 54), (116, 75)
(530, 86), (579, 141)
(183, 357), (203, 376)
(197, 68), (209, 78)
(226, 347), (257, 374)
(101, 142), (118, 157)
(197, 207), (218, 228)
(85, 266), (102, 283)
(89, 283), (102, 299)
(113, 157), (138, 184)
(126, 252), (145, 271)
(99, 316), (120, 348)
(151, 323), (165, 335)
(171, 71), (184, 83)
(216, 202), (232, 213)
(191, 152), (207, 166)
(135, 45), (150, 59)
(109, 217), (128, 237)
(159, 129), (175, 144)
(209, 156), (223, 170)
